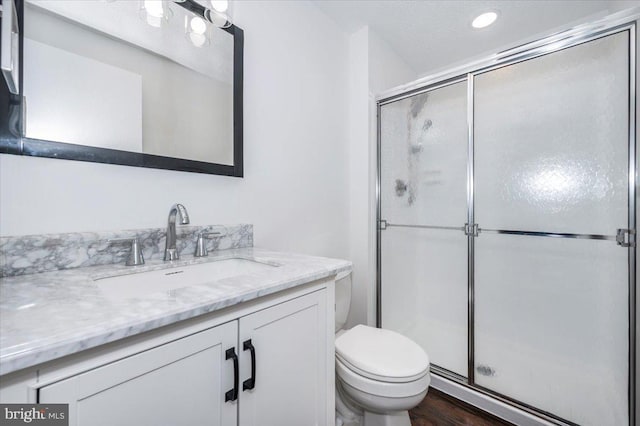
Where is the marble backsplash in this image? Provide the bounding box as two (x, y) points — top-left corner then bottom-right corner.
(0, 224), (253, 278)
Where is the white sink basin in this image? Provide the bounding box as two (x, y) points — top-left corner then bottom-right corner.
(95, 258), (278, 300)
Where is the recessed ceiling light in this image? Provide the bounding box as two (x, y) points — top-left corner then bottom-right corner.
(472, 11), (498, 29)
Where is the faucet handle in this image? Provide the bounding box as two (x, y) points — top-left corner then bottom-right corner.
(195, 232), (222, 257)
(108, 237), (145, 266)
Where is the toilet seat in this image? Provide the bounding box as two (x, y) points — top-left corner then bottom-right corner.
(336, 357), (430, 398)
(335, 325), (430, 383)
(336, 353), (428, 383)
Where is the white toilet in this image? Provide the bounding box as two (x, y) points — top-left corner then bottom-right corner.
(334, 271), (430, 426)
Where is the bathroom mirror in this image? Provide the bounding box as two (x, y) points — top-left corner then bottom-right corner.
(1, 0), (243, 176)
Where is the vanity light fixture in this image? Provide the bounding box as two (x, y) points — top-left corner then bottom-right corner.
(472, 11), (499, 29)
(204, 9), (232, 28)
(140, 0), (174, 28)
(185, 15), (210, 47)
(210, 0), (228, 13)
(205, 0), (232, 28)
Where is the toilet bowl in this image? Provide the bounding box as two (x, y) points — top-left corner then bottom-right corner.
(334, 272), (430, 426)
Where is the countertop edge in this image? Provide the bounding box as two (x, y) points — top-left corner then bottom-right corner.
(0, 254), (351, 376)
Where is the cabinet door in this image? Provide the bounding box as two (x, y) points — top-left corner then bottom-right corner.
(39, 321), (238, 426)
(238, 289), (328, 426)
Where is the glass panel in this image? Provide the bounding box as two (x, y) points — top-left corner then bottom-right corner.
(474, 234), (628, 425)
(381, 227), (467, 376)
(380, 81), (467, 227)
(474, 32), (629, 235)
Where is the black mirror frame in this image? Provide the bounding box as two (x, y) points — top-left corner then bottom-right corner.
(0, 0), (244, 177)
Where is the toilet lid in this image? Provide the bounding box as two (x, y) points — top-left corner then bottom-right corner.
(335, 325), (429, 382)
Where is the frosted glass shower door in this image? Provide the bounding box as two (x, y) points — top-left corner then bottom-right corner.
(379, 81), (468, 376)
(473, 31), (630, 425)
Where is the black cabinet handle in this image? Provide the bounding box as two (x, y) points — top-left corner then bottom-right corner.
(242, 339), (256, 391)
(225, 347), (239, 402)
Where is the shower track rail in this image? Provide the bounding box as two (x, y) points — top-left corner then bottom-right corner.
(430, 364), (583, 426)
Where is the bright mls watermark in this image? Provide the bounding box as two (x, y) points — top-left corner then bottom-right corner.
(0, 404), (68, 425)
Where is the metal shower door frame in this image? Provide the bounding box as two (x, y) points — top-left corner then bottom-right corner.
(376, 13), (637, 426)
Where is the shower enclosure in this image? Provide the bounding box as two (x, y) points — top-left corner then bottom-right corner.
(377, 14), (636, 426)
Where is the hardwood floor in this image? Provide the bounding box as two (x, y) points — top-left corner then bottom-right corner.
(410, 388), (514, 426)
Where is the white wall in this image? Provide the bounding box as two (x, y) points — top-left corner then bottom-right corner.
(346, 27), (370, 327)
(0, 1), (351, 262)
(368, 30), (417, 95)
(345, 25), (417, 327)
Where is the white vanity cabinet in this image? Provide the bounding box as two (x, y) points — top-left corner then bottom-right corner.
(39, 322), (239, 426)
(238, 287), (327, 426)
(31, 287), (331, 426)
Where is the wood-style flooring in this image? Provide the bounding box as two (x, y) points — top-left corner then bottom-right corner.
(409, 388), (514, 426)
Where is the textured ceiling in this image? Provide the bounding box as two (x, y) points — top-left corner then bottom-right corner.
(314, 0), (639, 76)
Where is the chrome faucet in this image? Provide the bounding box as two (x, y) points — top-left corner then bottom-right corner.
(164, 203), (190, 261)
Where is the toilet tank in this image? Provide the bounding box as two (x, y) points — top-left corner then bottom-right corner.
(334, 270), (352, 333)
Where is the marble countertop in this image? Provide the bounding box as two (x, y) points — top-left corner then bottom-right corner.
(0, 248), (351, 376)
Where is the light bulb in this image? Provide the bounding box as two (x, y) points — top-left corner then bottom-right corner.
(189, 33), (207, 47)
(472, 12), (498, 29)
(185, 16), (209, 46)
(205, 9), (231, 28)
(211, 0), (228, 13)
(190, 17), (207, 34)
(144, 0), (164, 18)
(141, 0), (173, 28)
